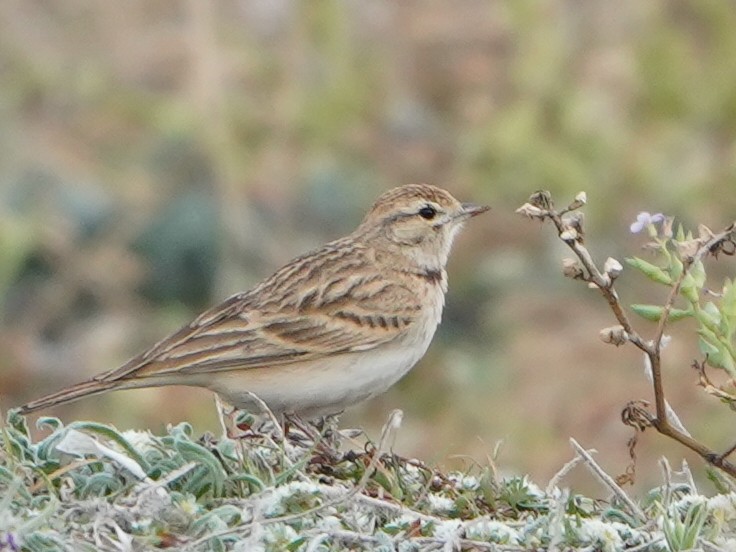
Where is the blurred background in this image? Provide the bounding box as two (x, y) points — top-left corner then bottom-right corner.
(2, 0), (736, 494)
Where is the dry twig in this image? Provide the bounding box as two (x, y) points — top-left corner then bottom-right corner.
(518, 192), (736, 477)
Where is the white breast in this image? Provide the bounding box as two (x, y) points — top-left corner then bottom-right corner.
(210, 280), (446, 418)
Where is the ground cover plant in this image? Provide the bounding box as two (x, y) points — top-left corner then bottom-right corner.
(2, 407), (736, 551)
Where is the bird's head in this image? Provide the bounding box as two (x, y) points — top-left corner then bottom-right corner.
(357, 184), (489, 271)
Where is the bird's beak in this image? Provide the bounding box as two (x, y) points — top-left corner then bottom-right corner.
(459, 202), (491, 219)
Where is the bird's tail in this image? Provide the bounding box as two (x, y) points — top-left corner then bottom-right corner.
(17, 379), (119, 415)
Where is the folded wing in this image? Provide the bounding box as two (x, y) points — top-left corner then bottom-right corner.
(96, 269), (420, 382)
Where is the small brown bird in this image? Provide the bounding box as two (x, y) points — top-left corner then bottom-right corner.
(18, 184), (488, 418)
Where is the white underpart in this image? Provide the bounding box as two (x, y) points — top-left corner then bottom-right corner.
(208, 278), (446, 418)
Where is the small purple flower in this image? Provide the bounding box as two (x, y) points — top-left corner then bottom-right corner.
(630, 211), (665, 234)
(0, 533), (20, 552)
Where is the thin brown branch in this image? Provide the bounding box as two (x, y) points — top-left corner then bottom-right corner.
(542, 203), (648, 352)
(518, 193), (736, 478)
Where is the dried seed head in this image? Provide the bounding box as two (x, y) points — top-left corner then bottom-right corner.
(568, 191), (587, 210)
(675, 239), (701, 263)
(604, 257), (623, 279)
(600, 325), (629, 346)
(567, 212), (584, 230)
(560, 212), (585, 243)
(562, 258), (585, 279)
(515, 203), (546, 219)
(529, 190), (553, 210)
(559, 228), (578, 242)
(698, 224), (715, 241)
(662, 216), (674, 239)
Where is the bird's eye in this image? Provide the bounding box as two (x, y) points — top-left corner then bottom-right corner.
(418, 205), (437, 220)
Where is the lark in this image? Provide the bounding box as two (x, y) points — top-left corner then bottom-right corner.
(18, 184), (488, 418)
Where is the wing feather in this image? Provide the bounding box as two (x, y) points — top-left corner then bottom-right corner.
(97, 248), (421, 382)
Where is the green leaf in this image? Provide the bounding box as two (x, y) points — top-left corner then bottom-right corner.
(287, 537), (307, 551)
(36, 417), (63, 432)
(6, 409), (30, 437)
(79, 472), (123, 498)
(679, 274), (699, 303)
(722, 353), (736, 375)
(722, 279), (736, 320)
(670, 254), (684, 281)
(689, 259), (706, 288)
(68, 421), (149, 472)
(695, 302), (722, 333)
(625, 257), (672, 285)
(173, 438), (226, 497)
(699, 335), (736, 376)
(228, 473), (266, 492)
(663, 501), (707, 551)
(699, 335), (720, 358)
(631, 304), (691, 322)
(676, 223), (685, 242)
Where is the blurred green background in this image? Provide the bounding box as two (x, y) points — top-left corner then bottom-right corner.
(2, 0), (736, 493)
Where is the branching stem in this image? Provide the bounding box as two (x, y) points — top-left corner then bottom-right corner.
(522, 193), (736, 478)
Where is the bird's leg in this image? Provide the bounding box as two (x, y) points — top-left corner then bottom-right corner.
(317, 412), (345, 450)
(215, 395), (239, 439)
(285, 413), (345, 461)
(214, 395), (263, 439)
(283, 413), (317, 444)
(281, 415), (291, 439)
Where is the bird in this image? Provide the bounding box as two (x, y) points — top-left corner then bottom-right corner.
(18, 184), (488, 419)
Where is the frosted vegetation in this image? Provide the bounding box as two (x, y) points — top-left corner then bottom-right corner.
(2, 409), (736, 551)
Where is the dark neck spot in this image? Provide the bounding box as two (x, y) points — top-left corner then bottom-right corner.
(419, 268), (443, 284)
